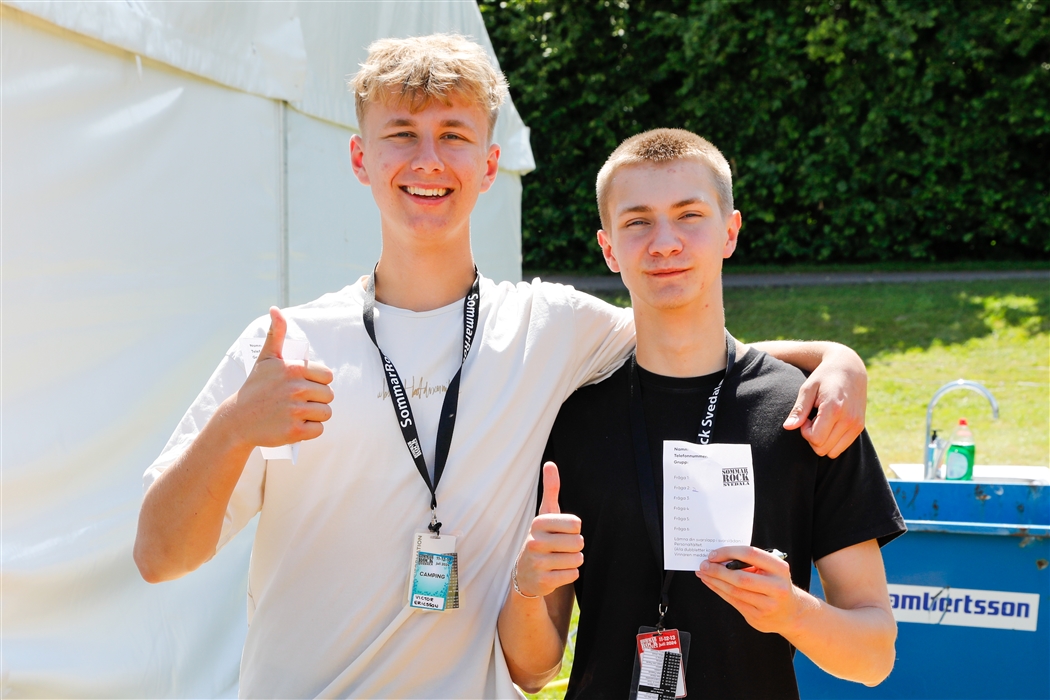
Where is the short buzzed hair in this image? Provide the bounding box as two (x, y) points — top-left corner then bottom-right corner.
(596, 128), (734, 230)
(349, 34), (509, 138)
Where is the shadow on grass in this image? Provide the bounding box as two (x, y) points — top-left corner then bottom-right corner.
(598, 279), (1049, 364)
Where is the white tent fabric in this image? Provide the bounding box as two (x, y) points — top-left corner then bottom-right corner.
(6, 0), (536, 172)
(1, 2), (533, 696)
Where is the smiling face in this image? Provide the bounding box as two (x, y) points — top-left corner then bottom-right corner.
(350, 90), (500, 249)
(598, 158), (741, 315)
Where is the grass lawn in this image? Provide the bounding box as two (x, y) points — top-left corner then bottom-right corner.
(727, 278), (1049, 468)
(597, 278), (1049, 468)
(525, 276), (1048, 699)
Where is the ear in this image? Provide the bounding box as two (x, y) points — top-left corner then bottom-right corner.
(350, 134), (370, 186)
(597, 229), (620, 273)
(723, 210), (742, 259)
(478, 142), (501, 194)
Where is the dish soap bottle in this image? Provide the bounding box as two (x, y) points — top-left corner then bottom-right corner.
(945, 418), (975, 481)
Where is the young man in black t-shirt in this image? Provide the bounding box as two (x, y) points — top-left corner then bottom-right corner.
(497, 129), (906, 698)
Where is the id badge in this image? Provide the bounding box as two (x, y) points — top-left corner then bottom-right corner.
(407, 531), (460, 611)
(629, 627), (689, 699)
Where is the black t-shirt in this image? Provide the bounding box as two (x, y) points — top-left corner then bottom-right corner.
(543, 347), (905, 700)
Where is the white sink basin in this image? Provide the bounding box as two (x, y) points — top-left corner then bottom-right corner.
(888, 463), (1050, 484)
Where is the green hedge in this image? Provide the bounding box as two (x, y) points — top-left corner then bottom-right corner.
(479, 0), (1050, 272)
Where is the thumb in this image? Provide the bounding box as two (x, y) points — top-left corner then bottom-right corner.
(538, 461), (561, 515)
(784, 378), (817, 431)
(259, 307), (287, 361)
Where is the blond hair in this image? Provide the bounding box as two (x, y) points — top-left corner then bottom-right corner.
(596, 128), (734, 230)
(349, 34), (509, 138)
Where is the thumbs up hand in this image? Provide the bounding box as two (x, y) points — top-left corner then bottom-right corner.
(538, 460), (563, 516)
(513, 462), (584, 599)
(227, 307), (335, 449)
(258, 305), (290, 362)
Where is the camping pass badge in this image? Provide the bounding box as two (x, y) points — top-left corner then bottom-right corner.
(407, 532), (459, 612)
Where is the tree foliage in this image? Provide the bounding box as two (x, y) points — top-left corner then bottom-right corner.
(479, 0), (1050, 271)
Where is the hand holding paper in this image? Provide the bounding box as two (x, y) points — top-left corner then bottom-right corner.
(697, 545), (807, 635)
(513, 462), (584, 598)
(232, 307), (334, 461)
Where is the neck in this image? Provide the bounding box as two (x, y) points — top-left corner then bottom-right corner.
(633, 291), (727, 378)
(371, 234), (476, 312)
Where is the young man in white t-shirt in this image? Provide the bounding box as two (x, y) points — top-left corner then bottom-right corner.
(133, 35), (868, 698)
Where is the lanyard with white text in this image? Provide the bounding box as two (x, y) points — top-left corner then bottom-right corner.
(628, 329), (736, 628)
(362, 266), (481, 535)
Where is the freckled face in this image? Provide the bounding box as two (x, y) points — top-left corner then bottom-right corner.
(598, 160), (740, 313)
(350, 92), (500, 246)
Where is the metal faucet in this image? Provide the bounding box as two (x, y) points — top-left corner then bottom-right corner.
(924, 380), (999, 479)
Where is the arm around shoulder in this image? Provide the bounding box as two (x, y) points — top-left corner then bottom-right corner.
(752, 339), (867, 458)
(564, 289), (636, 389)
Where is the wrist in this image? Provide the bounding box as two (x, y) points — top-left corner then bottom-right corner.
(211, 394), (258, 455)
(827, 342), (864, 373)
(512, 561), (541, 600)
(780, 587), (822, 642)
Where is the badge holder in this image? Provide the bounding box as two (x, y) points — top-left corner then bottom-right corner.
(629, 623), (690, 700)
(406, 516), (460, 612)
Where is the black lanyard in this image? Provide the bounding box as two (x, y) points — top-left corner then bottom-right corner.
(362, 266), (481, 535)
(628, 329), (736, 628)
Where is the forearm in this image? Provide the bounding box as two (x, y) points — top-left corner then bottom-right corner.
(700, 542), (894, 686)
(134, 397), (254, 583)
(497, 586), (572, 693)
(752, 339), (837, 374)
(783, 595), (897, 686)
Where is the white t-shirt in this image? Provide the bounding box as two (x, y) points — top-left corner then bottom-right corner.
(145, 276), (635, 699)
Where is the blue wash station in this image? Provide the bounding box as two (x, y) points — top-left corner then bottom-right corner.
(795, 477), (1050, 699)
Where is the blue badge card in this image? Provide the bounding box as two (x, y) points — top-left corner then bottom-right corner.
(411, 552), (454, 610)
(407, 531), (459, 611)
